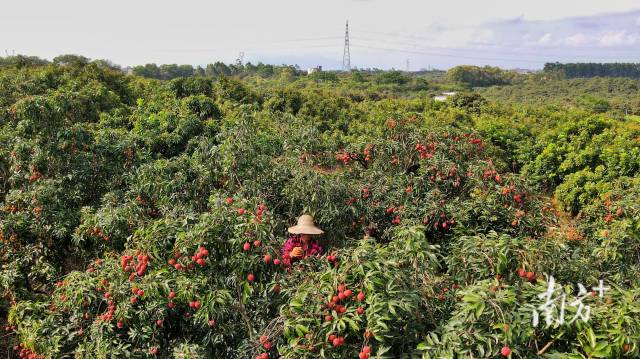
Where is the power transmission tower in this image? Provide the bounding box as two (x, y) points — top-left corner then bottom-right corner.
(342, 20), (351, 72)
(236, 52), (244, 67)
(406, 58), (410, 72)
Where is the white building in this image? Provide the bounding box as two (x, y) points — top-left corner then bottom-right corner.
(434, 91), (457, 101)
(307, 66), (322, 75)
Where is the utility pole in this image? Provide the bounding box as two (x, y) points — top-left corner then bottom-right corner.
(342, 20), (351, 72)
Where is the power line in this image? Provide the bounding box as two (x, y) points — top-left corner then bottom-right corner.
(353, 31), (640, 56)
(352, 41), (640, 63)
(260, 36), (343, 44)
(351, 35), (635, 61)
(357, 29), (437, 42)
(161, 29), (640, 65)
(351, 36), (554, 61)
(350, 43), (544, 64)
(163, 44), (340, 53)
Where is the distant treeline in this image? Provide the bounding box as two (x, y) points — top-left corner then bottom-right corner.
(132, 62), (303, 80)
(0, 54), (51, 68)
(0, 54), (302, 80)
(544, 62), (640, 78)
(446, 65), (521, 87)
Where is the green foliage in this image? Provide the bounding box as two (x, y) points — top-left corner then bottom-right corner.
(544, 62), (640, 79)
(168, 77), (213, 98)
(53, 54), (90, 66)
(447, 66), (519, 87)
(133, 64), (195, 80)
(0, 55), (49, 69)
(478, 76), (640, 115)
(1, 57), (640, 359)
(578, 95), (611, 114)
(309, 71), (339, 83)
(449, 92), (487, 115)
(374, 71), (410, 85)
(281, 227), (440, 358)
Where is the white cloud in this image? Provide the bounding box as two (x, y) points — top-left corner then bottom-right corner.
(564, 33), (589, 46)
(599, 31), (637, 46)
(538, 33), (553, 45)
(476, 29), (495, 43)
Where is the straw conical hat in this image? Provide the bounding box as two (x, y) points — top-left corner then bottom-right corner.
(288, 214), (324, 235)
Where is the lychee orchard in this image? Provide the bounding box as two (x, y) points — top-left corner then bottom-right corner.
(0, 58), (639, 358)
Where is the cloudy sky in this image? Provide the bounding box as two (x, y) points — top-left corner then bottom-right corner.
(2, 0), (640, 70)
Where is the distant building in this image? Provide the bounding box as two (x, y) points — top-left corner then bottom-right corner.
(511, 68), (538, 74)
(434, 91), (457, 101)
(307, 66), (322, 75)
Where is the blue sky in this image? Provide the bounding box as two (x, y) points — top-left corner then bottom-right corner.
(2, 0), (640, 70)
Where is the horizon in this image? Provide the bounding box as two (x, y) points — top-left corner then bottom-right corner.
(9, 53), (634, 73)
(3, 1), (640, 70)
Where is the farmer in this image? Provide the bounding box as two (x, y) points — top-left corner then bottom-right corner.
(282, 214), (324, 266)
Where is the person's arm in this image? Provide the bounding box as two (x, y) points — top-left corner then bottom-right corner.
(308, 241), (323, 256)
(282, 236), (295, 258)
(281, 237), (293, 266)
(282, 236), (305, 263)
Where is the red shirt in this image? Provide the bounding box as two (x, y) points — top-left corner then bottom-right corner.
(281, 235), (323, 266)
